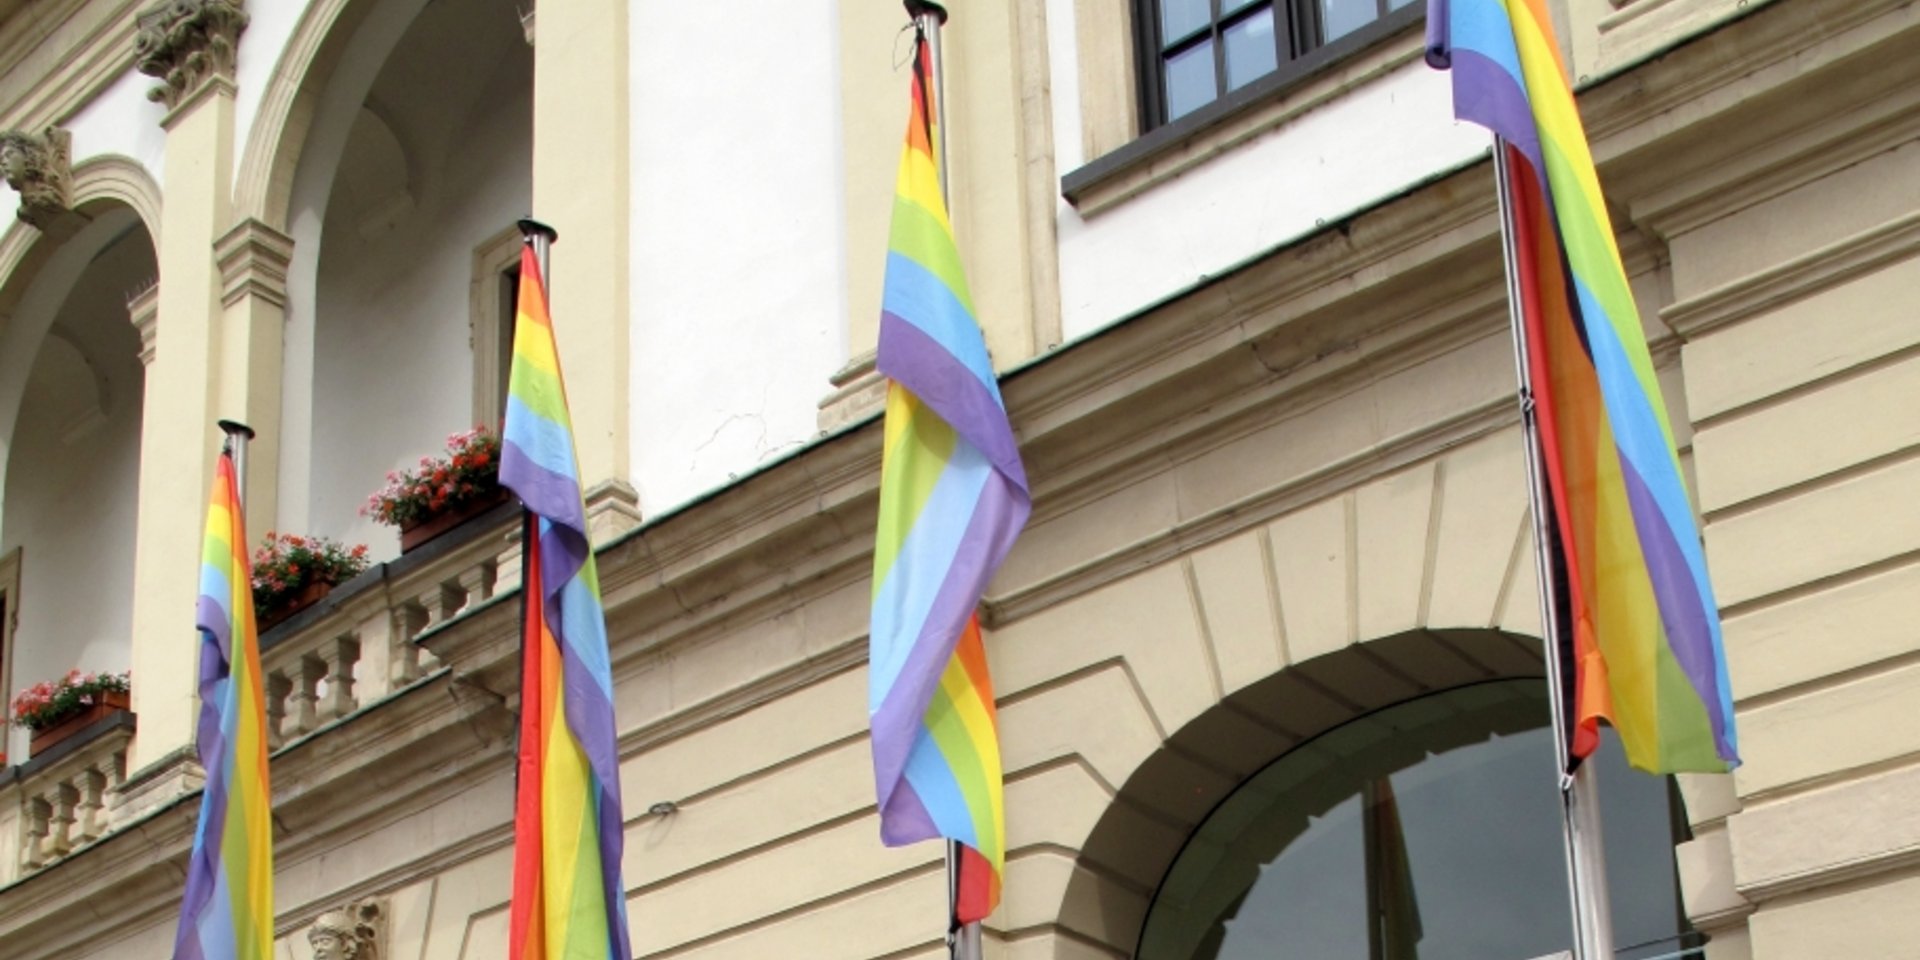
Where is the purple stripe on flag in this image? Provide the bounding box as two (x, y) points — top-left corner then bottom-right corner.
(1424, 0), (1452, 67)
(870, 477), (1029, 812)
(557, 625), (621, 794)
(173, 730), (231, 960)
(196, 596), (232, 663)
(879, 313), (1030, 493)
(879, 778), (939, 845)
(1449, 50), (1543, 176)
(502, 441), (587, 534)
(1619, 462), (1735, 758)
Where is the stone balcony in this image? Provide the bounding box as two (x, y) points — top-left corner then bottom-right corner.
(0, 500), (525, 889)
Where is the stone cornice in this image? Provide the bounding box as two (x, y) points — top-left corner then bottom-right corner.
(134, 0), (246, 112)
(214, 217), (293, 308)
(1662, 209), (1920, 343)
(1580, 0), (1920, 240)
(0, 0), (143, 134)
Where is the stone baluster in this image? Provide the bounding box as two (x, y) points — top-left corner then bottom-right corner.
(265, 670), (292, 749)
(293, 653), (326, 736)
(45, 782), (78, 859)
(71, 768), (109, 843)
(20, 797), (50, 870)
(320, 636), (360, 721)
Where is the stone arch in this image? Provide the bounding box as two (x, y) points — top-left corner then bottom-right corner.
(70, 155), (163, 240)
(1049, 630), (1548, 956)
(231, 0), (430, 229)
(985, 428), (1567, 955)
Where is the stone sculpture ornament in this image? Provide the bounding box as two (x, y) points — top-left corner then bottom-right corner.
(0, 127), (71, 229)
(307, 898), (383, 960)
(134, 0), (249, 109)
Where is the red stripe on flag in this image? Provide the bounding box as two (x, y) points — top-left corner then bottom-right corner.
(509, 514), (547, 960)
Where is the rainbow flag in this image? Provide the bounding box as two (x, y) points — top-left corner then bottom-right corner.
(503, 244), (632, 960)
(172, 450), (274, 960)
(1428, 0), (1738, 772)
(870, 34), (1031, 923)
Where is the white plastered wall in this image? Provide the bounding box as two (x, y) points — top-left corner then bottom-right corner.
(627, 0), (847, 515)
(1045, 0), (1491, 339)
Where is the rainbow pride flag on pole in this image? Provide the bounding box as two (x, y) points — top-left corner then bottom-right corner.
(173, 450), (274, 960)
(503, 242), (632, 960)
(1428, 0), (1738, 773)
(870, 34), (1031, 923)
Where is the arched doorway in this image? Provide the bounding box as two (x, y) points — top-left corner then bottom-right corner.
(1137, 679), (1695, 960)
(271, 0), (532, 548)
(0, 204), (158, 762)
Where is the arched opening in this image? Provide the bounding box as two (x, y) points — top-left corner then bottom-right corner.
(0, 205), (157, 762)
(277, 0), (531, 550)
(1138, 679), (1694, 960)
(1054, 630), (1696, 960)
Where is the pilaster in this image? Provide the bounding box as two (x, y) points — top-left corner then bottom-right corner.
(215, 217), (291, 532)
(124, 0), (243, 773)
(530, 0), (634, 534)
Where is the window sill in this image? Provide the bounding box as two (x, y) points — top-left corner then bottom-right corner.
(1062, 3), (1426, 215)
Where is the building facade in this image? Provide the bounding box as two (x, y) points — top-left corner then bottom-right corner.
(0, 0), (1915, 957)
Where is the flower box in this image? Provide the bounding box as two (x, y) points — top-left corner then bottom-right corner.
(399, 487), (511, 553)
(28, 689), (131, 755)
(257, 580), (335, 631)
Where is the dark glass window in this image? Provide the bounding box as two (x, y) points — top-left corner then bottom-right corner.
(1138, 681), (1698, 960)
(1139, 0), (1421, 125)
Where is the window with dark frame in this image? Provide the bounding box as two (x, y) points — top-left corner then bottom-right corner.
(1139, 0), (1420, 127)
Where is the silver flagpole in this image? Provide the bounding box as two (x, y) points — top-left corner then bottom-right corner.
(518, 218), (557, 291)
(903, 3), (980, 959)
(1489, 138), (1616, 960)
(217, 420), (256, 509)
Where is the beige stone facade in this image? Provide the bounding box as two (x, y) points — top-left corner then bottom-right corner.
(0, 0), (1917, 957)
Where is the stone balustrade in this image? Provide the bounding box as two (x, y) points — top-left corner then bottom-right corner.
(259, 505), (522, 748)
(0, 716), (133, 885)
(0, 504), (522, 886)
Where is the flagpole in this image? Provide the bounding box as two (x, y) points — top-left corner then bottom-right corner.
(1490, 138), (1616, 960)
(902, 3), (980, 959)
(217, 419), (255, 508)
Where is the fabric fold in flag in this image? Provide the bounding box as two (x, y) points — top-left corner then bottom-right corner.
(1428, 0), (1739, 773)
(504, 244), (633, 960)
(869, 34), (1031, 924)
(172, 450), (273, 960)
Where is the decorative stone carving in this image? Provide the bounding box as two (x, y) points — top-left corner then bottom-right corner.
(134, 0), (249, 110)
(307, 898), (384, 960)
(0, 127), (72, 229)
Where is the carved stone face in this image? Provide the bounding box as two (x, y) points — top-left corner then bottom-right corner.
(307, 918), (356, 960)
(0, 139), (27, 183)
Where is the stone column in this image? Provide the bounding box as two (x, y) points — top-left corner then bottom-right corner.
(530, 0), (639, 539)
(122, 0), (246, 777)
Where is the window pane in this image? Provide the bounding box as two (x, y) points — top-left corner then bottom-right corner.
(1223, 0), (1267, 14)
(1388, 0), (1418, 10)
(1138, 680), (1693, 960)
(1164, 40), (1217, 121)
(1223, 8), (1278, 91)
(1161, 0), (1212, 42)
(1320, 0), (1377, 44)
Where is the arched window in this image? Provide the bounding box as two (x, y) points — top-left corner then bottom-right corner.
(1139, 680), (1697, 960)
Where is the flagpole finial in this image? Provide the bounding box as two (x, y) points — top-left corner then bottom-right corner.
(217, 419), (254, 442)
(904, 0), (947, 24)
(517, 218), (558, 245)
